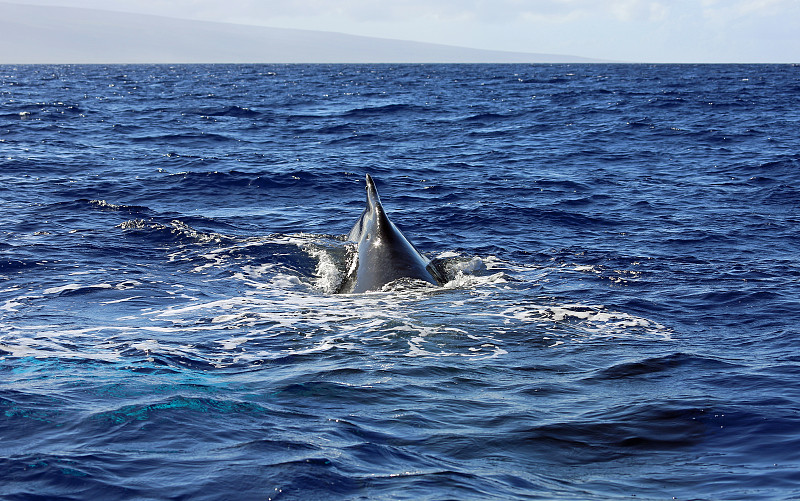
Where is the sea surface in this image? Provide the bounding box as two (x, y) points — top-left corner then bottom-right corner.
(1, 63), (799, 500)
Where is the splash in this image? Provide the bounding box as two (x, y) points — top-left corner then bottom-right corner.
(0, 232), (671, 367)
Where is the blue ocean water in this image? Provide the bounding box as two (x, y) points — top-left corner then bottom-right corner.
(1, 63), (799, 500)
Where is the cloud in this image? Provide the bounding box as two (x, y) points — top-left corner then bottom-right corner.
(701, 0), (796, 19)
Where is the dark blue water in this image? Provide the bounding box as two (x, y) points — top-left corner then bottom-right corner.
(1, 64), (799, 500)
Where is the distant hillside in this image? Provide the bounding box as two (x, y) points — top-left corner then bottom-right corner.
(0, 2), (599, 64)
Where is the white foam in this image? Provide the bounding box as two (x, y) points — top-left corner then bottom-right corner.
(100, 295), (143, 305)
(1, 299), (24, 312)
(218, 336), (250, 350)
(43, 283), (82, 295)
(309, 245), (346, 294)
(500, 302), (672, 343)
(89, 199), (121, 210)
(0, 236), (672, 365)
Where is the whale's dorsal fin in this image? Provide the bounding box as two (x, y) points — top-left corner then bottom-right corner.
(365, 173), (381, 210)
(338, 174), (442, 293)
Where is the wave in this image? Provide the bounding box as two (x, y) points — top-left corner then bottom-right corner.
(161, 169), (330, 192)
(594, 352), (740, 380)
(0, 111), (36, 120)
(42, 282), (116, 296)
(117, 219), (233, 247)
(341, 103), (425, 118)
(454, 204), (618, 231)
(315, 123), (357, 134)
(473, 402), (708, 467)
(326, 132), (382, 144)
(189, 105), (262, 118)
(130, 132), (241, 144)
(515, 76), (572, 84)
(460, 112), (516, 123)
(0, 258), (38, 273)
(88, 199), (152, 214)
(687, 289), (785, 307)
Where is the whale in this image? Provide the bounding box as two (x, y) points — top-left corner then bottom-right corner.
(336, 174), (444, 293)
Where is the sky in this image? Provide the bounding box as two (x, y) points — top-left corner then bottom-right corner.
(8, 0), (800, 62)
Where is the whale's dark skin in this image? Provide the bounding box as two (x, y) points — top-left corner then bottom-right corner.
(337, 174), (444, 293)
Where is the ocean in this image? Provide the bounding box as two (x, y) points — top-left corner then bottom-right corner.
(1, 63), (799, 500)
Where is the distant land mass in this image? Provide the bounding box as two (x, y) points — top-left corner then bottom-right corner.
(0, 2), (600, 64)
